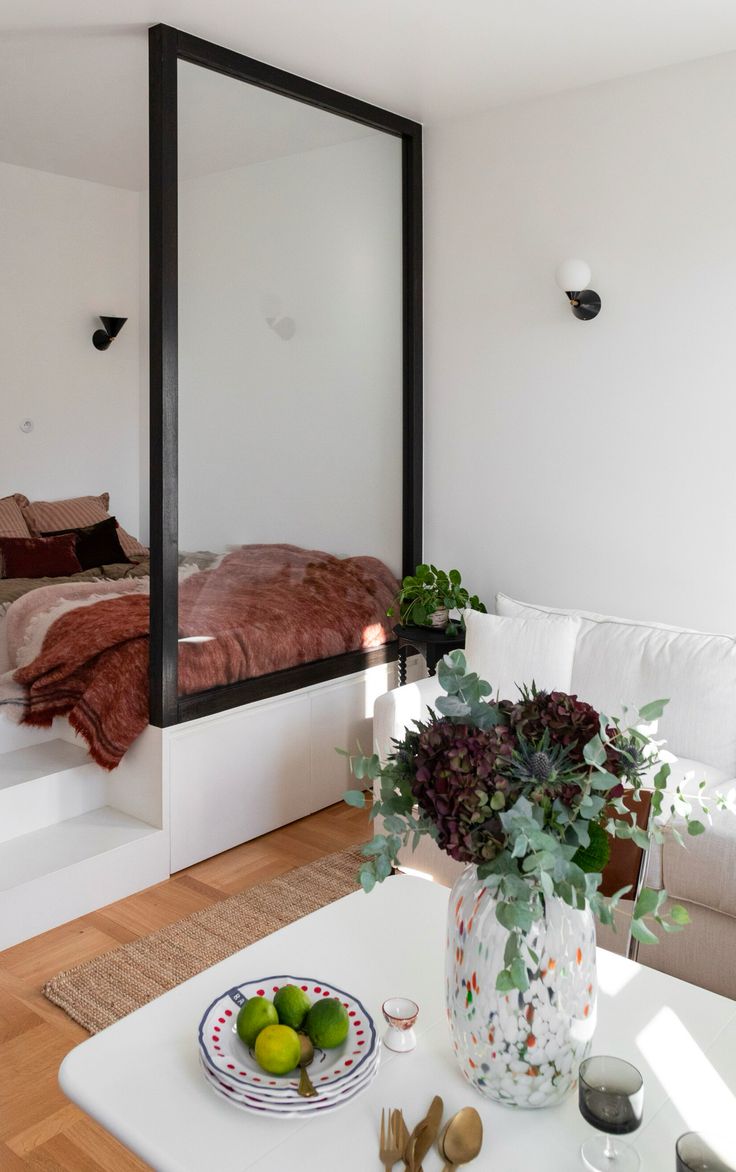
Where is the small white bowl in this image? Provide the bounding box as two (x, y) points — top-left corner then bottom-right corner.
(382, 997), (419, 1053)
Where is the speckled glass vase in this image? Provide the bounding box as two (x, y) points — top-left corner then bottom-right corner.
(446, 865), (597, 1109)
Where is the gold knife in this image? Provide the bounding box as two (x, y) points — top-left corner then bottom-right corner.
(404, 1125), (427, 1172)
(406, 1096), (444, 1172)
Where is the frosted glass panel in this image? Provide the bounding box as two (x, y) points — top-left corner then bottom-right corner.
(176, 60), (403, 695)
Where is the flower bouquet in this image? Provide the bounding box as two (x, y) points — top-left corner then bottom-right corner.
(344, 652), (734, 1108)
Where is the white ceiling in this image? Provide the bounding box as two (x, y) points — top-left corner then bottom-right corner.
(2, 0), (736, 189)
(178, 60), (375, 183)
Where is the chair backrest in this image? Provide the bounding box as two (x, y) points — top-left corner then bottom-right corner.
(496, 593), (736, 775)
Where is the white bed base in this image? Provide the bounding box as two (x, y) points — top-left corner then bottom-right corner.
(0, 661), (397, 949)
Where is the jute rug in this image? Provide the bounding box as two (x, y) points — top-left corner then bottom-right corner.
(43, 846), (363, 1034)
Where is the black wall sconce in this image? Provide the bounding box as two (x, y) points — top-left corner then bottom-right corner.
(555, 259), (601, 321)
(92, 316), (127, 351)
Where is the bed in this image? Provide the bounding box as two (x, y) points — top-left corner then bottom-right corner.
(1, 543), (398, 769)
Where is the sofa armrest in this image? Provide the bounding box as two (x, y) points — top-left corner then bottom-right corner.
(373, 675), (444, 764)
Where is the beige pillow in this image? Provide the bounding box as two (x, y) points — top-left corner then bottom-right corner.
(0, 493), (32, 539)
(23, 493), (148, 560)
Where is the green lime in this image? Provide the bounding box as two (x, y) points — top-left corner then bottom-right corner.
(273, 984), (312, 1030)
(305, 998), (349, 1049)
(236, 996), (278, 1048)
(254, 1024), (301, 1075)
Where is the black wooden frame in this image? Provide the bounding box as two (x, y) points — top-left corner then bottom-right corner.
(149, 23), (423, 727)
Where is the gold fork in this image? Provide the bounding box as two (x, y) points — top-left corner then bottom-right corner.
(379, 1108), (405, 1171)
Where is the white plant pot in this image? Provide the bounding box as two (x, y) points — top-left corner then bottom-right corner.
(446, 865), (597, 1109)
(429, 607), (450, 629)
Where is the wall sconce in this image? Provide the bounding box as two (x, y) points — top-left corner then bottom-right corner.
(92, 316), (127, 351)
(555, 260), (601, 321)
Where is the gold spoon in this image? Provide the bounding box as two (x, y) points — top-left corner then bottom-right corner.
(297, 1034), (318, 1098)
(438, 1107), (483, 1171)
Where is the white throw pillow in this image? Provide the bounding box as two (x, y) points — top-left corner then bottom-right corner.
(463, 611), (580, 701)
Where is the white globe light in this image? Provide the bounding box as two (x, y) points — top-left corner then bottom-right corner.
(555, 258), (592, 293)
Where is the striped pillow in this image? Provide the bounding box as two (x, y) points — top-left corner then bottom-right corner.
(0, 494), (32, 539)
(22, 493), (148, 560)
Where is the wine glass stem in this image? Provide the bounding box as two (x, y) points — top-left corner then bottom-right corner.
(604, 1134), (616, 1160)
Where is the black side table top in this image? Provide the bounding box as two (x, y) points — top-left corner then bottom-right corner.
(394, 622), (466, 683)
(394, 623), (465, 644)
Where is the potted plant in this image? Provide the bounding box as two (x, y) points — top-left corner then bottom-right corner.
(344, 652), (735, 1109)
(387, 564), (487, 634)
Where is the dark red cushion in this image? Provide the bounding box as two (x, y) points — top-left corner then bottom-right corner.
(0, 533), (83, 579)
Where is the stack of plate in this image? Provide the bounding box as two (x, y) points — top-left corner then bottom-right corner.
(197, 974), (379, 1118)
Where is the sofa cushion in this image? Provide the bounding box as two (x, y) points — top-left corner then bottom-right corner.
(661, 801), (736, 919)
(496, 593), (736, 774)
(463, 610), (580, 700)
(656, 757), (730, 795)
(496, 592), (705, 636)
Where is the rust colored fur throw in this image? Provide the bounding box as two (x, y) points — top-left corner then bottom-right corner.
(11, 544), (397, 769)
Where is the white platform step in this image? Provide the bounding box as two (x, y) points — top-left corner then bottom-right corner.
(0, 806), (168, 950)
(0, 739), (106, 843)
(0, 716), (58, 754)
(0, 805), (157, 890)
(0, 738), (92, 788)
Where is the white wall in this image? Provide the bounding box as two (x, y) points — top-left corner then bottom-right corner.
(0, 161), (142, 537)
(177, 133), (403, 570)
(425, 52), (736, 634)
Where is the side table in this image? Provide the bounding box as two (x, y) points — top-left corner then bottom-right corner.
(394, 623), (465, 685)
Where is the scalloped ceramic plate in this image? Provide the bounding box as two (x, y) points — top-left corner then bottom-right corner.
(200, 1045), (379, 1106)
(199, 1042), (379, 1107)
(198, 975), (378, 1100)
(199, 1051), (380, 1116)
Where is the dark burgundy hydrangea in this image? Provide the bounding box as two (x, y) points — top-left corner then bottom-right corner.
(402, 687), (639, 865)
(504, 690), (621, 773)
(411, 719), (515, 864)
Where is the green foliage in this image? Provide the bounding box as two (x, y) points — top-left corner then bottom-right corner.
(638, 699), (669, 722)
(340, 648), (735, 993)
(387, 563), (487, 631)
(343, 789), (366, 808)
(630, 917), (659, 945)
(571, 820), (611, 874)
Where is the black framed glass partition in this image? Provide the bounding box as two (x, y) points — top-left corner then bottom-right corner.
(149, 24), (422, 727)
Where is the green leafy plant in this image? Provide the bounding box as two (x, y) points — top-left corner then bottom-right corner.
(344, 651), (736, 992)
(387, 564), (487, 633)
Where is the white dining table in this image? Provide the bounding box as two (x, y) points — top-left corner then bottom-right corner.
(59, 875), (736, 1171)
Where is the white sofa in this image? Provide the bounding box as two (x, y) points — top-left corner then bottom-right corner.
(374, 594), (736, 1000)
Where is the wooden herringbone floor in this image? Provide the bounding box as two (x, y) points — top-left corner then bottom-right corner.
(0, 801), (370, 1170)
